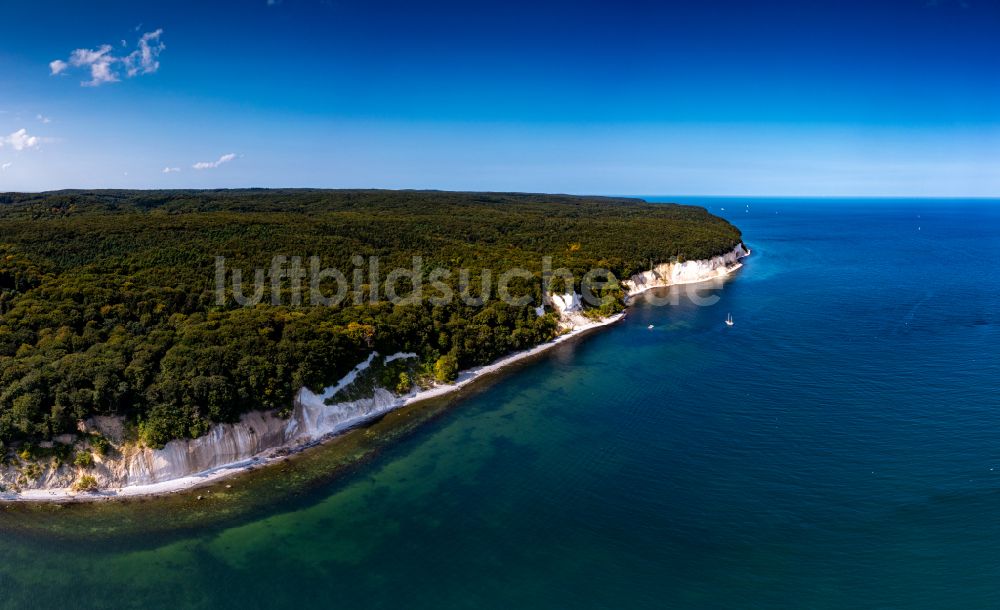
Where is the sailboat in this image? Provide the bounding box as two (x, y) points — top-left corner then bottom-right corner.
(725, 313), (734, 327)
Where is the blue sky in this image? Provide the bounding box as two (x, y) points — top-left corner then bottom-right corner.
(0, 0), (998, 195)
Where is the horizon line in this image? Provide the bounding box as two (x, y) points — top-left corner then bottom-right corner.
(2, 187), (999, 200)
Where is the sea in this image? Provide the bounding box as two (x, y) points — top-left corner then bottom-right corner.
(1, 198), (999, 609)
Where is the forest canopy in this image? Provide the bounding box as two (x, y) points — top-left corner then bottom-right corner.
(0, 190), (742, 447)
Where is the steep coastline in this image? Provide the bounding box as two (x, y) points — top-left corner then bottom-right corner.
(623, 243), (749, 299)
(1, 244), (748, 502)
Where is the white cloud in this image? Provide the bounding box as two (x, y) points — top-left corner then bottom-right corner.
(1, 163), (12, 171)
(69, 44), (118, 86)
(162, 166), (181, 173)
(124, 30), (165, 78)
(193, 153), (237, 170)
(0, 129), (41, 151)
(51, 30), (165, 87)
(36, 114), (51, 124)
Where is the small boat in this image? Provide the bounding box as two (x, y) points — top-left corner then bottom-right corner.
(647, 324), (654, 330)
(725, 313), (734, 327)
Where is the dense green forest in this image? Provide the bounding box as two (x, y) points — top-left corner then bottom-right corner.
(0, 190), (742, 447)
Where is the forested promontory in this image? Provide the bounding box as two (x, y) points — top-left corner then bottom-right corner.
(0, 190), (742, 448)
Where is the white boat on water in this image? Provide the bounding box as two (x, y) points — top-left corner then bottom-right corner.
(725, 313), (734, 327)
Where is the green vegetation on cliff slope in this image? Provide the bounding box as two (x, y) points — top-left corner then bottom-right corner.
(0, 190), (741, 447)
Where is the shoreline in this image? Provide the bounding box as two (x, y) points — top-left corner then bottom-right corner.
(2, 315), (625, 503)
(2, 246), (748, 504)
(623, 245), (750, 303)
(625, 258), (746, 303)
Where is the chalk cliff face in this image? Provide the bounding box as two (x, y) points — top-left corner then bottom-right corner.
(108, 388), (405, 486)
(106, 410), (290, 486)
(546, 291), (592, 329)
(0, 360), (413, 492)
(622, 243), (748, 298)
(0, 244), (747, 495)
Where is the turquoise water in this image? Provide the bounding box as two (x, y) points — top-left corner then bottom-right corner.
(2, 199), (999, 608)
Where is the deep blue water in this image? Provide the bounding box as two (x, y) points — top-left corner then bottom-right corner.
(1, 199), (999, 608)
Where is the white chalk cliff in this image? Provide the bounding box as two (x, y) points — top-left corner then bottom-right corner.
(0, 355), (416, 493)
(547, 291), (592, 329)
(622, 243), (749, 298)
